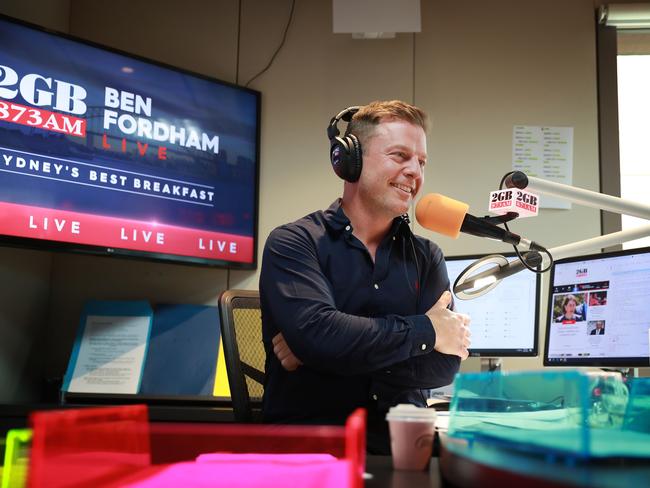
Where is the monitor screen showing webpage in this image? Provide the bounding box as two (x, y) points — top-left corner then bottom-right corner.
(544, 247), (650, 367)
(445, 254), (540, 357)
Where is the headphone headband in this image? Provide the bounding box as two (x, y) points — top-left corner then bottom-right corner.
(327, 106), (360, 140)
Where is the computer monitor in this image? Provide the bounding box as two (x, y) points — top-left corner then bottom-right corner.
(0, 15), (260, 268)
(445, 253), (540, 357)
(544, 247), (650, 368)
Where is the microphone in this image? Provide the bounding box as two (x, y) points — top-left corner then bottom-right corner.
(415, 193), (545, 251)
(503, 170), (529, 190)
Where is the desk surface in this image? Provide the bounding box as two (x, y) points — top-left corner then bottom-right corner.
(365, 455), (441, 488)
(439, 438), (650, 488)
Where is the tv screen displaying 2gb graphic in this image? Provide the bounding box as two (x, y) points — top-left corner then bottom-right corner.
(0, 16), (260, 267)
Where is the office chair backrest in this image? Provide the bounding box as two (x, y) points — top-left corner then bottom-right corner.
(218, 289), (265, 422)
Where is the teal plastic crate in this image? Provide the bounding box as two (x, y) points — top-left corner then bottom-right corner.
(447, 371), (650, 461)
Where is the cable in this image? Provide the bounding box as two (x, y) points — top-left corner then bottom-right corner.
(411, 32), (416, 105)
(235, 0), (242, 85)
(243, 0), (296, 87)
(408, 232), (421, 296)
(498, 171), (554, 274)
(409, 34), (417, 225)
(401, 214), (421, 306)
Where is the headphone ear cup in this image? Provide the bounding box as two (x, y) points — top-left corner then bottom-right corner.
(330, 135), (363, 182)
(330, 137), (350, 181)
(327, 106), (363, 182)
(346, 134), (362, 182)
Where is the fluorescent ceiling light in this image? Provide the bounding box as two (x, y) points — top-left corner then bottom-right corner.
(600, 3), (650, 29)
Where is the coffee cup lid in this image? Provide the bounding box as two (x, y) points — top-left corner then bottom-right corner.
(385, 404), (437, 422)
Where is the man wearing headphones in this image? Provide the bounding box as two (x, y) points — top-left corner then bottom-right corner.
(260, 100), (471, 454)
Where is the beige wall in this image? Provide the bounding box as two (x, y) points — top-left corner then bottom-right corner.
(413, 0), (601, 372)
(0, 0), (70, 31)
(0, 0), (613, 401)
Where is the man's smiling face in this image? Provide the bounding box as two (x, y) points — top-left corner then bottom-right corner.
(355, 119), (427, 219)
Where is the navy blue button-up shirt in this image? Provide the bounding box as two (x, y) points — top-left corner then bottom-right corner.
(260, 200), (459, 449)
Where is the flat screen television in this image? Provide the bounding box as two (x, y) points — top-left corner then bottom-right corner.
(445, 253), (540, 357)
(544, 247), (650, 368)
(0, 15), (260, 268)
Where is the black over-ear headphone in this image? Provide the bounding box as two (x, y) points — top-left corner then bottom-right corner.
(327, 106), (362, 182)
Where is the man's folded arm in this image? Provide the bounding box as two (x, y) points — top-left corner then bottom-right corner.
(260, 226), (437, 375)
(369, 244), (461, 390)
(370, 349), (460, 390)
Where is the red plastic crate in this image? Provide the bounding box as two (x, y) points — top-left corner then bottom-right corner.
(28, 405), (151, 487)
(27, 405), (366, 488)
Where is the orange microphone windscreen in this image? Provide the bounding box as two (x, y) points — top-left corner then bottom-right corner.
(415, 193), (469, 239)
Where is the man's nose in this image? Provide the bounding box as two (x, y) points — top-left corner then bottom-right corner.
(404, 157), (422, 177)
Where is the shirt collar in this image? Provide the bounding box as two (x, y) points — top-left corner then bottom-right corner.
(323, 199), (413, 238)
(323, 199), (350, 232)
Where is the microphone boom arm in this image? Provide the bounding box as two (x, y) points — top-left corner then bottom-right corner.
(507, 171), (650, 220)
(454, 171), (650, 299)
(454, 225), (650, 296)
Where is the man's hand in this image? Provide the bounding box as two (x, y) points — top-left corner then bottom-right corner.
(272, 332), (304, 371)
(426, 291), (471, 360)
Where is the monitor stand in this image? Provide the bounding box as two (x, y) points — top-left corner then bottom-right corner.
(480, 358), (502, 372)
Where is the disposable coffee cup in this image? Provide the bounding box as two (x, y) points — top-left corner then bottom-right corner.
(386, 404), (437, 470)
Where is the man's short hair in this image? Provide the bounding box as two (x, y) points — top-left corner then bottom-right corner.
(347, 100), (428, 151)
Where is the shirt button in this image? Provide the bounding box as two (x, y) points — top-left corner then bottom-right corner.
(421, 344), (427, 351)
(372, 394), (378, 401)
(374, 283), (379, 290)
(392, 236), (396, 240)
(386, 370), (391, 374)
(345, 225), (351, 231)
